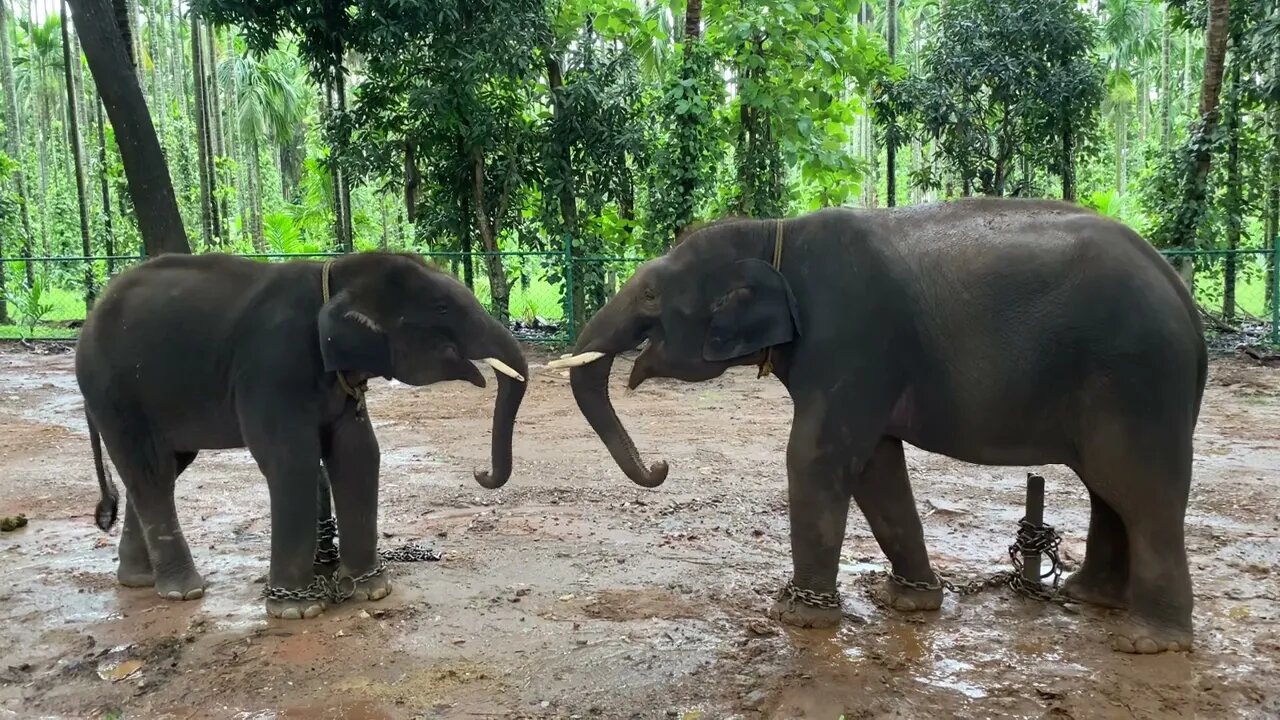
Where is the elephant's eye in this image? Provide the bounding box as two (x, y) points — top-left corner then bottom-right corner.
(434, 301), (449, 315)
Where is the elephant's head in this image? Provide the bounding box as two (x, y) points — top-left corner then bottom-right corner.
(551, 219), (800, 487)
(317, 252), (529, 489)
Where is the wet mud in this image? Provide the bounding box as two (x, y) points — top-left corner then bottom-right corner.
(0, 346), (1277, 719)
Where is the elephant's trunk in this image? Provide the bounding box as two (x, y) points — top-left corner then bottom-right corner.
(569, 351), (669, 488)
(472, 329), (528, 490)
(568, 293), (670, 486)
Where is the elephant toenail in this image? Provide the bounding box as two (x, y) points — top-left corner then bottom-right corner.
(303, 605), (322, 619)
(1135, 638), (1159, 653)
(281, 608), (301, 620)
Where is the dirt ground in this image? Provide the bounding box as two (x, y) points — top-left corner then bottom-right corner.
(0, 344), (1277, 720)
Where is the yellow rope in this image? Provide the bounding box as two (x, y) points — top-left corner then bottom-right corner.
(322, 259), (364, 403)
(756, 219), (785, 379)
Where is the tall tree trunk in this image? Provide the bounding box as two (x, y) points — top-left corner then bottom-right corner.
(1115, 104), (1127, 195)
(1161, 13), (1172, 153)
(403, 139), (418, 223)
(36, 64), (51, 256)
(1167, 0), (1229, 289)
(684, 0), (701, 40)
(0, 1), (35, 290)
(379, 193), (389, 250)
(326, 79), (348, 250)
(248, 131), (264, 250)
(207, 23), (228, 240)
(1223, 60), (1241, 322)
(111, 0), (132, 64)
(66, 0), (191, 256)
(62, 1), (95, 307)
(1268, 42), (1280, 314)
(472, 152), (511, 325)
(335, 67), (354, 248)
(191, 13), (212, 247)
(459, 186), (474, 290)
(885, 0), (897, 207)
(96, 99), (114, 274)
(546, 52), (584, 327)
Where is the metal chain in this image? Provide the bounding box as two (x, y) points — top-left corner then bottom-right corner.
(266, 524), (441, 605)
(865, 516), (1067, 605)
(776, 579), (843, 610)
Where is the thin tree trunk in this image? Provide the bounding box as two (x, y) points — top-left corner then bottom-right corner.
(191, 13), (212, 247)
(472, 151), (511, 325)
(403, 139), (418, 223)
(885, 0), (897, 207)
(379, 193), (389, 250)
(1168, 0), (1229, 289)
(1269, 43), (1280, 314)
(1161, 14), (1172, 152)
(207, 23), (228, 240)
(546, 52), (584, 326)
(66, 0), (191, 256)
(62, 1), (95, 307)
(36, 61), (50, 256)
(1223, 61), (1241, 322)
(326, 79), (347, 251)
(0, 1), (35, 290)
(1115, 105), (1126, 195)
(252, 132), (264, 251)
(336, 66), (354, 248)
(96, 99), (115, 274)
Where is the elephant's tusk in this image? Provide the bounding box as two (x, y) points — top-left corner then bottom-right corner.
(480, 357), (526, 383)
(546, 351), (606, 369)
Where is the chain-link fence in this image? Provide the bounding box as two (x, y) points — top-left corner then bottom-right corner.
(1, 245), (1277, 346)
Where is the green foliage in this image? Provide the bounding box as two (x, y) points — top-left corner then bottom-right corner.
(4, 269), (54, 337)
(647, 38), (724, 250)
(873, 0), (1105, 196)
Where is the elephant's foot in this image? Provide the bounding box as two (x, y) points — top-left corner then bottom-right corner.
(154, 567), (206, 601)
(767, 580), (843, 628)
(873, 575), (943, 612)
(343, 564), (392, 603)
(1061, 568), (1128, 609)
(266, 597), (326, 620)
(1112, 617), (1192, 654)
(117, 567), (156, 588)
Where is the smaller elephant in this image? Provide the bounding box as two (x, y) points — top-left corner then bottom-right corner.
(78, 251), (528, 619)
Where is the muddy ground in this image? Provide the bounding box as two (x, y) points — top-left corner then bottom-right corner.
(0, 345), (1277, 719)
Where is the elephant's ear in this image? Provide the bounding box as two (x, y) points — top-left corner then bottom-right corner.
(318, 291), (394, 379)
(702, 258), (802, 362)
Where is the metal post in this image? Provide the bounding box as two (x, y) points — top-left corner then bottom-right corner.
(1272, 233), (1279, 347)
(1022, 473), (1046, 584)
(563, 231), (576, 346)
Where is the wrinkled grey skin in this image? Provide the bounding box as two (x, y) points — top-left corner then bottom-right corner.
(565, 198), (1207, 654)
(77, 251), (528, 619)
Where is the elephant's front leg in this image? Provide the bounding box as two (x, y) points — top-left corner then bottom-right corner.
(313, 466), (340, 572)
(243, 413), (326, 619)
(767, 410), (877, 629)
(323, 411), (390, 604)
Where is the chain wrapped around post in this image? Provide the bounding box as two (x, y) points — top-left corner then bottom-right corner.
(263, 519), (443, 605)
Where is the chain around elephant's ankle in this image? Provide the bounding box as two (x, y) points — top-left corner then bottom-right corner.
(261, 575), (335, 603)
(889, 570), (943, 593)
(777, 579), (842, 609)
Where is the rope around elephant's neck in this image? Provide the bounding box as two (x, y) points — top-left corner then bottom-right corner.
(756, 219), (785, 379)
(321, 259), (367, 405)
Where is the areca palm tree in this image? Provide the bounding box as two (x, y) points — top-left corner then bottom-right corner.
(218, 45), (308, 249)
(13, 13), (64, 255)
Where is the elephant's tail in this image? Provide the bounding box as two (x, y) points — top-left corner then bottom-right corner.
(88, 411), (119, 532)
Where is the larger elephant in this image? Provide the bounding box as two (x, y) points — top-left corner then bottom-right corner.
(551, 198), (1207, 654)
(76, 251), (528, 620)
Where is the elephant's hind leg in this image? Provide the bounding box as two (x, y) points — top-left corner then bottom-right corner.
(116, 498), (154, 587)
(102, 430), (205, 600)
(1076, 416), (1193, 654)
(1060, 488), (1129, 609)
(853, 437), (942, 612)
(117, 452), (198, 587)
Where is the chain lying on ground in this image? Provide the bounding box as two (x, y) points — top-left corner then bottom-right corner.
(867, 517), (1066, 606)
(262, 519), (442, 604)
